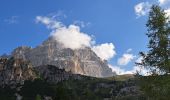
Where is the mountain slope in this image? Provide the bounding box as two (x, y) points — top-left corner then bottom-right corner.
(12, 37), (114, 77)
(0, 57), (36, 86)
(0, 57), (144, 100)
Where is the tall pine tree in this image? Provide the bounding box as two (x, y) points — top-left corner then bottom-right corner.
(136, 5), (170, 99)
(139, 5), (170, 74)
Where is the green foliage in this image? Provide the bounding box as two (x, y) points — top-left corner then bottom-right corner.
(136, 5), (170, 99)
(139, 75), (170, 100)
(0, 86), (16, 100)
(138, 5), (170, 74)
(107, 74), (135, 81)
(0, 76), (144, 100)
(20, 79), (55, 99)
(35, 94), (42, 100)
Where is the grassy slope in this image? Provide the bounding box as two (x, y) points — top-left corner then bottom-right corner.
(106, 74), (135, 81)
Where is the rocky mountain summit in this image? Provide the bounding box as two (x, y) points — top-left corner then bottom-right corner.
(12, 37), (114, 77)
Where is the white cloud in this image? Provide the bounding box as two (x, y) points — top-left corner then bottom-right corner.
(49, 11), (67, 19)
(52, 25), (93, 49)
(165, 8), (170, 18)
(36, 16), (93, 50)
(36, 16), (63, 29)
(108, 65), (125, 75)
(36, 16), (116, 61)
(92, 43), (116, 60)
(118, 50), (135, 66)
(134, 57), (151, 76)
(108, 65), (133, 75)
(134, 2), (151, 17)
(158, 0), (170, 5)
(159, 0), (166, 5)
(134, 0), (170, 18)
(134, 56), (165, 75)
(109, 64), (150, 76)
(159, 1), (170, 20)
(133, 66), (150, 76)
(73, 20), (91, 28)
(135, 56), (143, 64)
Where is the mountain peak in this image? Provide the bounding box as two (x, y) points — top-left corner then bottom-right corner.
(11, 37), (114, 77)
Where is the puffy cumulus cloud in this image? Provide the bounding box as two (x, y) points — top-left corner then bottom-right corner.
(108, 65), (133, 75)
(117, 50), (136, 66)
(36, 16), (116, 60)
(117, 54), (135, 65)
(134, 2), (151, 17)
(36, 16), (93, 50)
(134, 0), (170, 18)
(109, 64), (150, 76)
(92, 43), (116, 60)
(52, 25), (93, 49)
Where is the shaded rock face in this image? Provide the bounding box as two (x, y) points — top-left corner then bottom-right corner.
(0, 57), (36, 86)
(35, 65), (82, 83)
(12, 37), (114, 77)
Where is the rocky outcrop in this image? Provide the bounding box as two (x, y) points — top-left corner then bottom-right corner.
(12, 37), (114, 77)
(0, 57), (84, 86)
(35, 65), (82, 83)
(0, 57), (37, 86)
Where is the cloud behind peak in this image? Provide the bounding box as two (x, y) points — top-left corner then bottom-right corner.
(36, 15), (116, 60)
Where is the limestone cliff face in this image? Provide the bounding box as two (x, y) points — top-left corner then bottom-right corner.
(0, 57), (36, 86)
(12, 37), (114, 77)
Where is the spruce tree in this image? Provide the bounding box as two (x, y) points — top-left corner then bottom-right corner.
(139, 5), (170, 74)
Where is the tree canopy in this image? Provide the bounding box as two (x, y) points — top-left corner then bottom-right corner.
(138, 5), (170, 75)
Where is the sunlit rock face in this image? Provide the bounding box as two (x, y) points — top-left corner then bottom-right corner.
(0, 57), (36, 86)
(12, 37), (114, 77)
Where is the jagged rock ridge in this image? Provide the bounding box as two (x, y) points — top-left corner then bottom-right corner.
(12, 37), (114, 77)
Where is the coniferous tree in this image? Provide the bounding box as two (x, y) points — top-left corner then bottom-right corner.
(137, 5), (170, 99)
(138, 5), (170, 74)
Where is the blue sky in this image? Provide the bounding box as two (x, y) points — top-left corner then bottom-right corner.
(1, 0), (168, 74)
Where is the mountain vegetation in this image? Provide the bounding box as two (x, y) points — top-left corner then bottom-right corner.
(137, 5), (170, 100)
